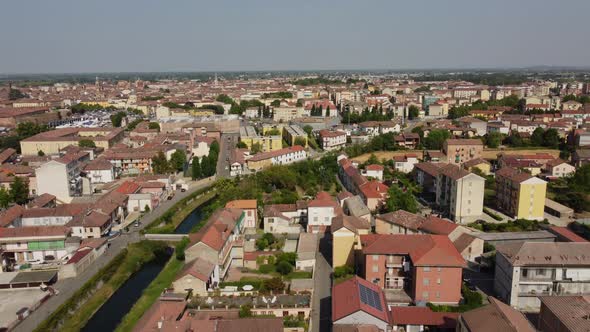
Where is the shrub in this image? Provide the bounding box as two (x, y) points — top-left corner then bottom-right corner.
(262, 277), (285, 292)
(175, 237), (189, 261)
(239, 305), (253, 318)
(276, 261), (293, 275)
(334, 265), (354, 279)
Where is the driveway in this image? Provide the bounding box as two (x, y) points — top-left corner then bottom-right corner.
(14, 178), (214, 332)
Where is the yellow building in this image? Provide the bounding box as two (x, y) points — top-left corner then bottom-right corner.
(331, 215), (370, 268)
(463, 158), (491, 175)
(496, 167), (547, 220)
(20, 127), (125, 156)
(80, 101), (111, 107)
(239, 126), (282, 152)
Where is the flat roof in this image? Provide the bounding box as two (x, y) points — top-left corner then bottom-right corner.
(10, 270), (58, 284)
(476, 230), (556, 241)
(545, 198), (574, 213)
(0, 272), (18, 285)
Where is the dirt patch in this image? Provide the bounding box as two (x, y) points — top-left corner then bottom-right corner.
(351, 151), (421, 163)
(482, 148), (560, 160)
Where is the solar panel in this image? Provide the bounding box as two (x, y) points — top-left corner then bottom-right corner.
(358, 284), (383, 311)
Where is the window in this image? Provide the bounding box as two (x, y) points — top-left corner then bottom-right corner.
(422, 291), (429, 299)
(423, 278), (430, 286)
(522, 269), (528, 278)
(437, 278), (441, 285)
(424, 267), (430, 272)
(436, 291), (440, 298)
(372, 255), (379, 261)
(538, 269), (547, 276)
(372, 265), (379, 273)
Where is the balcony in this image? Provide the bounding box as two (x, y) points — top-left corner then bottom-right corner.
(386, 256), (404, 268)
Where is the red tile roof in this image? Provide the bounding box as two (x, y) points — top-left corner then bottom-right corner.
(361, 234), (465, 267)
(549, 226), (587, 243)
(332, 276), (391, 324)
(391, 306), (458, 328)
(116, 181), (141, 194)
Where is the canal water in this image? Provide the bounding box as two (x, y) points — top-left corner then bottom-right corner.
(82, 251), (171, 332)
(174, 196), (214, 234)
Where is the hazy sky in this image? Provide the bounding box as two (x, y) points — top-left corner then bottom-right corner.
(2, 0), (589, 73)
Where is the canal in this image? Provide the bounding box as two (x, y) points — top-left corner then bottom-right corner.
(82, 250), (171, 332)
(174, 196), (214, 234)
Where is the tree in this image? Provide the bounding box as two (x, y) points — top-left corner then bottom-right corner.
(367, 153), (379, 165)
(271, 99), (281, 107)
(384, 185), (418, 213)
(303, 125), (313, 136)
(408, 105), (420, 120)
(216, 94), (234, 104)
(151, 151), (170, 174)
(16, 122), (48, 139)
(9, 177), (29, 205)
(265, 129), (281, 136)
(294, 137), (307, 146)
(276, 261), (293, 275)
(78, 139), (96, 148)
(542, 128), (560, 148)
(191, 157), (202, 180)
(170, 150), (187, 172)
(424, 129), (451, 150)
(110, 111), (126, 127)
(485, 132), (503, 148)
(236, 141), (248, 149)
(0, 187), (10, 208)
(262, 277), (285, 292)
(144, 204), (150, 212)
(9, 88), (28, 100)
(175, 237), (189, 261)
(251, 142), (263, 154)
(239, 305), (253, 318)
(148, 122), (160, 131)
(37, 150), (45, 157)
(200, 155), (213, 177)
(531, 127), (545, 146)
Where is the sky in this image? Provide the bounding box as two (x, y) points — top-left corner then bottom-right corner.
(1, 0), (590, 74)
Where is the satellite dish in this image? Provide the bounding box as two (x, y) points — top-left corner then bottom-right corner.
(242, 285), (254, 291)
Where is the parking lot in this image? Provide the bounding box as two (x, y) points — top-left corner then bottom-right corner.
(0, 289), (49, 329)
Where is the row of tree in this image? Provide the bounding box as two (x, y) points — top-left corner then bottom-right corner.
(0, 177), (29, 208)
(191, 141), (220, 180)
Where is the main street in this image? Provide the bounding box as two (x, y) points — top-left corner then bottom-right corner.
(14, 178), (214, 332)
(217, 133), (239, 178)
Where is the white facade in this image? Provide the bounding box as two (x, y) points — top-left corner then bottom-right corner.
(35, 161), (81, 203)
(86, 168), (115, 184)
(436, 172), (485, 224)
(320, 132), (347, 151)
(192, 141), (210, 159)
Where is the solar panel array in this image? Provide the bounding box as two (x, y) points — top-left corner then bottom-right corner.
(358, 283), (383, 311)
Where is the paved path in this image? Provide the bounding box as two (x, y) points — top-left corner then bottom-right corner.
(217, 133), (239, 178)
(14, 178), (214, 332)
(310, 233), (332, 332)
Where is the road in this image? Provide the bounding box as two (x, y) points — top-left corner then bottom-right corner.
(14, 178), (214, 332)
(217, 133), (239, 178)
(310, 233), (333, 332)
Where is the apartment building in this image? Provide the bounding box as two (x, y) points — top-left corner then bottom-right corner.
(319, 129), (347, 151)
(495, 167), (547, 220)
(436, 164), (485, 224)
(185, 208), (246, 280)
(35, 152), (90, 203)
(239, 125), (281, 152)
(246, 145), (307, 172)
(442, 139), (484, 165)
(20, 127), (124, 156)
(494, 242), (590, 311)
(0, 226), (70, 264)
(282, 124), (308, 147)
(332, 215), (371, 267)
(360, 234), (465, 305)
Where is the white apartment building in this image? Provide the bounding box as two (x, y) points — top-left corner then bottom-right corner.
(495, 242), (590, 311)
(318, 129), (347, 151)
(35, 152), (90, 203)
(436, 164), (485, 224)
